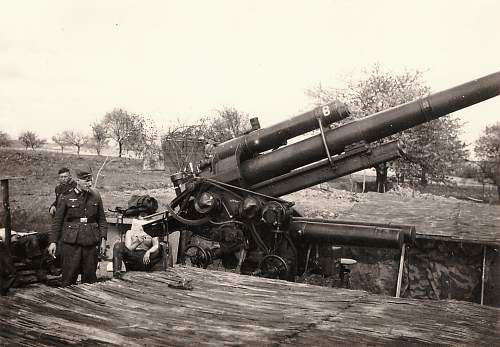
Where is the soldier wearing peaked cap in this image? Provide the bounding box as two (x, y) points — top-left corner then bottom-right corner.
(48, 170), (107, 286)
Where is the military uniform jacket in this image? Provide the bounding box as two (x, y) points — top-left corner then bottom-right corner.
(50, 188), (108, 246)
(50, 179), (77, 209)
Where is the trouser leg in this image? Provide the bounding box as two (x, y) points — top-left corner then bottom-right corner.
(125, 249), (161, 271)
(149, 248), (162, 268)
(21, 236), (43, 258)
(112, 242), (126, 273)
(123, 249), (146, 271)
(54, 240), (63, 268)
(80, 245), (98, 284)
(113, 244), (163, 273)
(61, 243), (82, 287)
(0, 243), (16, 295)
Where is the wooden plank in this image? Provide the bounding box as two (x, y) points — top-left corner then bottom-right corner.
(1, 267), (499, 346)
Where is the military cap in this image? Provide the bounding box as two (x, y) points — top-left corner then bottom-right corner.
(75, 169), (93, 181)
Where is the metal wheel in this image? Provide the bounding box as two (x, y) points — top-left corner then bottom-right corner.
(258, 255), (289, 280)
(184, 245), (212, 269)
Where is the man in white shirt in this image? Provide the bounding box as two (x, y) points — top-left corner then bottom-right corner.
(112, 219), (162, 278)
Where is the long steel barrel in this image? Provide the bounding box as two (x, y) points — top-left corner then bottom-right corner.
(213, 101), (350, 160)
(240, 71), (500, 185)
(291, 221), (404, 249)
(292, 217), (416, 244)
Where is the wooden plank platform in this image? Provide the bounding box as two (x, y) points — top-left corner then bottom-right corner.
(337, 193), (500, 246)
(1, 266), (499, 346)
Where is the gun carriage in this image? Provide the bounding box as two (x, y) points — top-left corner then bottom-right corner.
(144, 72), (500, 284)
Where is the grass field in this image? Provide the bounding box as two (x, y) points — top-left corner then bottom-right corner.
(0, 148), (172, 233)
(1, 148), (497, 233)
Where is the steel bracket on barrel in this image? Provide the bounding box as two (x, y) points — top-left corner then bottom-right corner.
(316, 110), (335, 171)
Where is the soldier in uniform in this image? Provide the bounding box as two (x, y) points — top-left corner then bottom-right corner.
(48, 170), (107, 287)
(49, 167), (77, 217)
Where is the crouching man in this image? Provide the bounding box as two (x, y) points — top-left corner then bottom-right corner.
(48, 170), (107, 287)
(112, 220), (162, 278)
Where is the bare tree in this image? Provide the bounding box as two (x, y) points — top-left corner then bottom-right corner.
(90, 122), (109, 156)
(475, 122), (500, 200)
(52, 133), (68, 153)
(161, 107), (252, 172)
(102, 108), (140, 157)
(202, 107), (251, 143)
(162, 118), (207, 172)
(62, 130), (88, 156)
(18, 131), (46, 150)
(124, 116), (159, 159)
(0, 131), (11, 147)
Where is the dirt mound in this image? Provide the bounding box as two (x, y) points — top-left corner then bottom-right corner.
(387, 184), (458, 201)
(284, 185), (364, 218)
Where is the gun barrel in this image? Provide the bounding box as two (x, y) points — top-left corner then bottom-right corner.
(292, 221), (404, 249)
(240, 71), (500, 185)
(293, 217), (416, 244)
(213, 101), (350, 160)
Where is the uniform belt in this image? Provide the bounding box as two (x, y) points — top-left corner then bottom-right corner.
(65, 217), (97, 223)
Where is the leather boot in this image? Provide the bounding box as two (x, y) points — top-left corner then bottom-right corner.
(112, 242), (124, 278)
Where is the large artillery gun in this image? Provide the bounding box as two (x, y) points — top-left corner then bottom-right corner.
(144, 72), (500, 284)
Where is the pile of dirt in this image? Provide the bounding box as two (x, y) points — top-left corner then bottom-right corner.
(284, 185), (365, 218)
(386, 184), (458, 201)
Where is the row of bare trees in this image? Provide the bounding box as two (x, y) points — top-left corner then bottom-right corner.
(49, 109), (150, 157)
(0, 106), (252, 162)
(0, 109), (160, 158)
(52, 130), (89, 155)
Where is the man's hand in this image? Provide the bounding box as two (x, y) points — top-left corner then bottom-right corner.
(48, 242), (57, 257)
(143, 250), (151, 265)
(49, 206), (56, 216)
(99, 238), (107, 259)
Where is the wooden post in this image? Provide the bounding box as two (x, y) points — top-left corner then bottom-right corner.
(1, 179), (11, 248)
(480, 245), (486, 305)
(178, 230), (188, 264)
(395, 243), (406, 298)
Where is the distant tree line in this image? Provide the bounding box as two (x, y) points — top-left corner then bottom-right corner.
(0, 106), (251, 162)
(1, 64), (499, 196)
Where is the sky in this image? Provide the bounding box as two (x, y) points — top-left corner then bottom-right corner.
(1, 0), (499, 149)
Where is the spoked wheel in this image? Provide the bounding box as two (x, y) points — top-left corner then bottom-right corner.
(258, 255), (289, 280)
(184, 245), (212, 269)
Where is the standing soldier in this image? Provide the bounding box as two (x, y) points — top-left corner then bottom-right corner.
(48, 170), (107, 286)
(49, 167), (77, 217)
